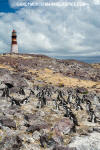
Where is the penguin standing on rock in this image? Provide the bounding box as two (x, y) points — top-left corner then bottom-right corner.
(37, 92), (47, 108)
(88, 108), (97, 123)
(69, 111), (79, 126)
(2, 87), (9, 97)
(86, 100), (91, 114)
(64, 107), (71, 117)
(2, 83), (13, 97)
(19, 87), (25, 95)
(75, 94), (83, 111)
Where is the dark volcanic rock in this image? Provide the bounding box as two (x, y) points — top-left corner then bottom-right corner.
(76, 87), (88, 94)
(0, 116), (16, 129)
(24, 113), (38, 121)
(40, 134), (57, 148)
(0, 135), (23, 150)
(93, 127), (100, 133)
(9, 87), (20, 94)
(53, 118), (74, 136)
(27, 120), (49, 133)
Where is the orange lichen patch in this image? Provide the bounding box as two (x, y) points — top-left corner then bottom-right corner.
(91, 64), (100, 69)
(95, 83), (100, 87)
(91, 82), (100, 91)
(28, 69), (38, 74)
(30, 68), (97, 88)
(18, 56), (33, 59)
(5, 54), (33, 60)
(0, 64), (14, 71)
(44, 68), (53, 73)
(95, 83), (100, 89)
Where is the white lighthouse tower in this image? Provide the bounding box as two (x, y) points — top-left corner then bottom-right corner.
(11, 30), (18, 53)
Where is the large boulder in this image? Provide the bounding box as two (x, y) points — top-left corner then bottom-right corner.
(0, 72), (28, 90)
(0, 135), (22, 150)
(53, 118), (74, 136)
(76, 87), (88, 94)
(0, 116), (16, 129)
(24, 113), (38, 121)
(27, 120), (49, 133)
(40, 134), (57, 148)
(68, 132), (100, 150)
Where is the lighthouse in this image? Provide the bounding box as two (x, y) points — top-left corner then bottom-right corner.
(11, 30), (18, 53)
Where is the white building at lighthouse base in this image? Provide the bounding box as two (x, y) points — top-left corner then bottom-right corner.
(11, 44), (18, 53)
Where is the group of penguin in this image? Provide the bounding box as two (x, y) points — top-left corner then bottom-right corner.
(0, 84), (99, 131)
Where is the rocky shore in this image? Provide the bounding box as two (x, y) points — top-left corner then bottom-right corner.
(0, 53), (100, 150)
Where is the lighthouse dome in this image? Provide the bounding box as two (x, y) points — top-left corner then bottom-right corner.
(12, 30), (16, 33)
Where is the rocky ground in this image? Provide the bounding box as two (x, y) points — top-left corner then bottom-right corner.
(0, 53), (100, 150)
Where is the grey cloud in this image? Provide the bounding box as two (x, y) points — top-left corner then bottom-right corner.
(0, 1), (100, 56)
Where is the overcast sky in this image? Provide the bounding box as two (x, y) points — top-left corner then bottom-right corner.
(0, 0), (100, 57)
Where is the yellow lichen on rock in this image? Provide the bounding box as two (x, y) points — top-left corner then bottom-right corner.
(29, 68), (97, 88)
(0, 64), (14, 71)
